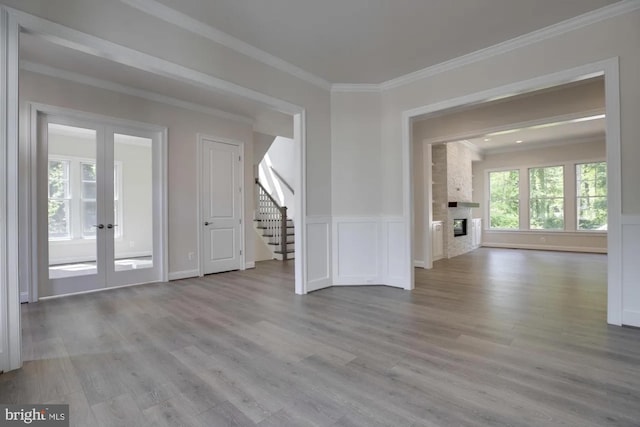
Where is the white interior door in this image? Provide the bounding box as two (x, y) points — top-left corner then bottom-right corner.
(39, 114), (163, 297)
(201, 138), (243, 274)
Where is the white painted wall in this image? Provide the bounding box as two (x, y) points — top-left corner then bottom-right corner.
(19, 70), (256, 287)
(253, 132), (276, 166)
(259, 136), (296, 219)
(473, 138), (607, 252)
(331, 91), (381, 215)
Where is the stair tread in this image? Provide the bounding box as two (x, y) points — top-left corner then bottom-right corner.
(262, 233), (295, 237)
(274, 249), (295, 254)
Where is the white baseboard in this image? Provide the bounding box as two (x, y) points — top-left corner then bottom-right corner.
(245, 262), (255, 269)
(20, 292), (29, 303)
(168, 269), (199, 281)
(481, 243), (607, 254)
(414, 260), (425, 268)
(622, 310), (640, 328)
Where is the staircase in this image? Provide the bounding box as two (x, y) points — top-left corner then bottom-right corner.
(255, 179), (294, 260)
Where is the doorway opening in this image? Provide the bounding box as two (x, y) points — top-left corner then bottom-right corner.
(403, 59), (621, 325)
(413, 77), (606, 269)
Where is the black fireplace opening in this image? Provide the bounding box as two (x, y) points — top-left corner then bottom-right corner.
(453, 218), (467, 237)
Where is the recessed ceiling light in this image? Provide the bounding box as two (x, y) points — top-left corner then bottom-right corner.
(516, 140), (523, 144)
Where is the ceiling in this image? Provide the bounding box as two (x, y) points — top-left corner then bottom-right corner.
(20, 32), (293, 137)
(463, 114), (605, 153)
(147, 0), (620, 84)
(413, 76), (605, 153)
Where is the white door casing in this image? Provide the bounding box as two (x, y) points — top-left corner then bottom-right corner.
(200, 137), (243, 275)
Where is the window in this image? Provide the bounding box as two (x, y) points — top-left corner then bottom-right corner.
(81, 162), (98, 237)
(489, 170), (520, 229)
(529, 166), (564, 230)
(577, 162), (607, 230)
(48, 157), (122, 240)
(48, 160), (71, 239)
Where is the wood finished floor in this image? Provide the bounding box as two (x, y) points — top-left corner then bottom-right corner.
(2, 248), (640, 427)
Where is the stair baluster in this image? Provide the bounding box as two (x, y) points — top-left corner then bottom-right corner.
(255, 179), (290, 261)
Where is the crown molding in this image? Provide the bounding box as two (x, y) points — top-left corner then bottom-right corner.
(331, 84), (381, 93)
(120, 0), (332, 91)
(379, 0), (640, 91)
(21, 60), (255, 125)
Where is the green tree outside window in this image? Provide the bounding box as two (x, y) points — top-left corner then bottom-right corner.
(489, 170), (519, 229)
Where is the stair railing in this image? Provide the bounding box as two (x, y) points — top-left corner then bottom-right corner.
(255, 178), (288, 260)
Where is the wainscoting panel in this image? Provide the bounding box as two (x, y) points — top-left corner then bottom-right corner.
(333, 216), (408, 289)
(622, 216), (640, 327)
(382, 217), (409, 288)
(333, 218), (380, 285)
(306, 216), (332, 292)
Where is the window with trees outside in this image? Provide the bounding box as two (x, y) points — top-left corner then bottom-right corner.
(48, 157), (122, 240)
(576, 162), (607, 230)
(529, 166), (564, 230)
(489, 169), (520, 229)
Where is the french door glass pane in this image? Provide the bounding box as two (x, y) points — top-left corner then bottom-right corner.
(82, 200), (97, 236)
(113, 133), (153, 271)
(47, 123), (97, 279)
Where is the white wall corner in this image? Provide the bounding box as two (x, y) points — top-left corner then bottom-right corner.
(245, 262), (256, 269)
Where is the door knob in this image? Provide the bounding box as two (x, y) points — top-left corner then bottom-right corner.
(204, 221), (211, 226)
(92, 224), (105, 229)
(107, 224), (118, 229)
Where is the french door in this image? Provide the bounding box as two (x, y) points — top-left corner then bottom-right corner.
(39, 113), (163, 297)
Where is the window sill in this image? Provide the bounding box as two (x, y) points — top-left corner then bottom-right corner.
(485, 229), (607, 237)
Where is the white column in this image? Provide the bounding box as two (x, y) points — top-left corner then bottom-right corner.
(0, 6), (22, 372)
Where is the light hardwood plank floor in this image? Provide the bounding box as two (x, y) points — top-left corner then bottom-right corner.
(2, 248), (639, 426)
